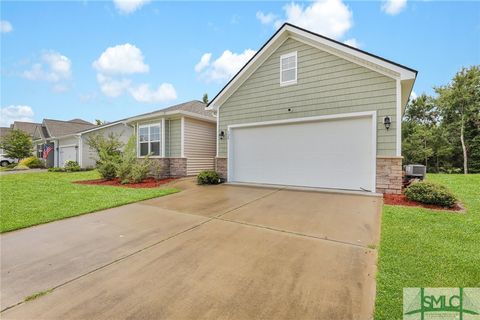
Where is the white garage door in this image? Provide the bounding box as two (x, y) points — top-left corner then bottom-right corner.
(228, 114), (376, 191)
(59, 146), (77, 167)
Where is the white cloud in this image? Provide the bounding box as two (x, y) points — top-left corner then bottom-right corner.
(0, 105), (34, 127)
(23, 51), (71, 82)
(96, 74), (131, 98)
(256, 11), (278, 25)
(281, 0), (353, 39)
(0, 20), (13, 33)
(129, 83), (177, 103)
(113, 0), (151, 14)
(381, 0), (407, 15)
(93, 43), (176, 103)
(93, 43), (149, 75)
(194, 53), (211, 72)
(343, 38), (360, 48)
(196, 49), (256, 82)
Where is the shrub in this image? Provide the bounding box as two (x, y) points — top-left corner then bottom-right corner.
(19, 156), (44, 168)
(197, 170), (221, 185)
(130, 158), (151, 183)
(150, 160), (165, 181)
(115, 136), (137, 182)
(404, 181), (457, 208)
(98, 161), (117, 180)
(13, 164), (29, 170)
(64, 160), (81, 172)
(48, 167), (65, 172)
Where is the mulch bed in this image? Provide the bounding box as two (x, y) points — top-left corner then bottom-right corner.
(74, 177), (177, 188)
(383, 194), (464, 212)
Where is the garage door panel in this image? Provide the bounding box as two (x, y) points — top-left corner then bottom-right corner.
(229, 116), (374, 191)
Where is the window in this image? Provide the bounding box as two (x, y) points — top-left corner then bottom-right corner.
(138, 124), (161, 156)
(280, 51), (297, 85)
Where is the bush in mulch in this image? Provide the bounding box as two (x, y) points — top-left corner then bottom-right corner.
(75, 177), (177, 188)
(404, 180), (457, 208)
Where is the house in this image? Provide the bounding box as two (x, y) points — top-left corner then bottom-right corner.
(10, 121), (42, 137)
(125, 100), (216, 177)
(77, 121), (133, 169)
(208, 23), (417, 194)
(33, 119), (97, 167)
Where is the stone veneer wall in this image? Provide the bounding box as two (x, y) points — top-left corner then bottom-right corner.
(149, 158), (187, 178)
(169, 158), (187, 177)
(376, 156), (403, 194)
(215, 157), (228, 180)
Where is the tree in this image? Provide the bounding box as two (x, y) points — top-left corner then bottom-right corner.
(202, 93), (209, 104)
(95, 119), (105, 125)
(0, 129), (33, 160)
(435, 66), (480, 174)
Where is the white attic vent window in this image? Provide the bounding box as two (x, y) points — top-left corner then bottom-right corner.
(280, 51), (297, 86)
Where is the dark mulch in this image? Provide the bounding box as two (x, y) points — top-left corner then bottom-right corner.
(383, 193), (463, 212)
(74, 177), (177, 188)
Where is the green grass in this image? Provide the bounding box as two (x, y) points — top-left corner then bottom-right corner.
(25, 289), (54, 302)
(0, 171), (178, 233)
(374, 174), (480, 319)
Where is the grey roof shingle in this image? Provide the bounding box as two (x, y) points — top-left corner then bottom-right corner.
(11, 122), (42, 136)
(0, 127), (12, 139)
(129, 100), (214, 121)
(43, 119), (96, 138)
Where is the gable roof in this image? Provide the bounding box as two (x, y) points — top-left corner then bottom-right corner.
(11, 121), (42, 136)
(0, 127), (12, 139)
(208, 23), (417, 111)
(42, 119), (97, 138)
(126, 100), (215, 123)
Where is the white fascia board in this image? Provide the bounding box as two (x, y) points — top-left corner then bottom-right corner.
(126, 110), (215, 124)
(286, 25), (417, 81)
(77, 121), (125, 135)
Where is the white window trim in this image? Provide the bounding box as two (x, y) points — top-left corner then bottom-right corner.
(138, 123), (162, 158)
(279, 51), (297, 86)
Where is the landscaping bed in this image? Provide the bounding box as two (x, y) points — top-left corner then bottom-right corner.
(75, 177), (177, 188)
(383, 193), (464, 212)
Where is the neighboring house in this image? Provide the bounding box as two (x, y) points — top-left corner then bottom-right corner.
(78, 121), (133, 168)
(208, 23), (417, 194)
(125, 100), (216, 177)
(0, 127), (13, 165)
(10, 121), (42, 138)
(33, 119), (97, 167)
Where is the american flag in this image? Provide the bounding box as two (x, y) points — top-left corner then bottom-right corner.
(43, 144), (53, 159)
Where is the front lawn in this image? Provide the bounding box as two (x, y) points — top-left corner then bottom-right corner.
(374, 174), (480, 319)
(0, 170), (178, 233)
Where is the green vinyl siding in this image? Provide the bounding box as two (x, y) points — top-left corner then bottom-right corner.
(218, 37), (397, 157)
(136, 117), (181, 157)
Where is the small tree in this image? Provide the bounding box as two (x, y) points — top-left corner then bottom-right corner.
(86, 133), (123, 179)
(0, 129), (33, 160)
(202, 93), (209, 104)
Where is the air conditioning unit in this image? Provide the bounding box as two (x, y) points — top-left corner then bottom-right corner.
(405, 164), (426, 179)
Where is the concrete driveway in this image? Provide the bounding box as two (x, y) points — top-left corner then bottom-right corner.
(1, 179), (382, 319)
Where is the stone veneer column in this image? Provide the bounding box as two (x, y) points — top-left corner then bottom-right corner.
(215, 157), (228, 180)
(169, 158), (187, 177)
(376, 156), (403, 194)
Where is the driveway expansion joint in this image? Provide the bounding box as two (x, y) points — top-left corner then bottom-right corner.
(215, 217), (371, 249)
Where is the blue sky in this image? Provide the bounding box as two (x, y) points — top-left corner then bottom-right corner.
(1, 0), (479, 126)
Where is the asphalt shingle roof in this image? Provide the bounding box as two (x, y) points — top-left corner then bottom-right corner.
(11, 122), (41, 136)
(43, 119), (96, 138)
(0, 127), (12, 139)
